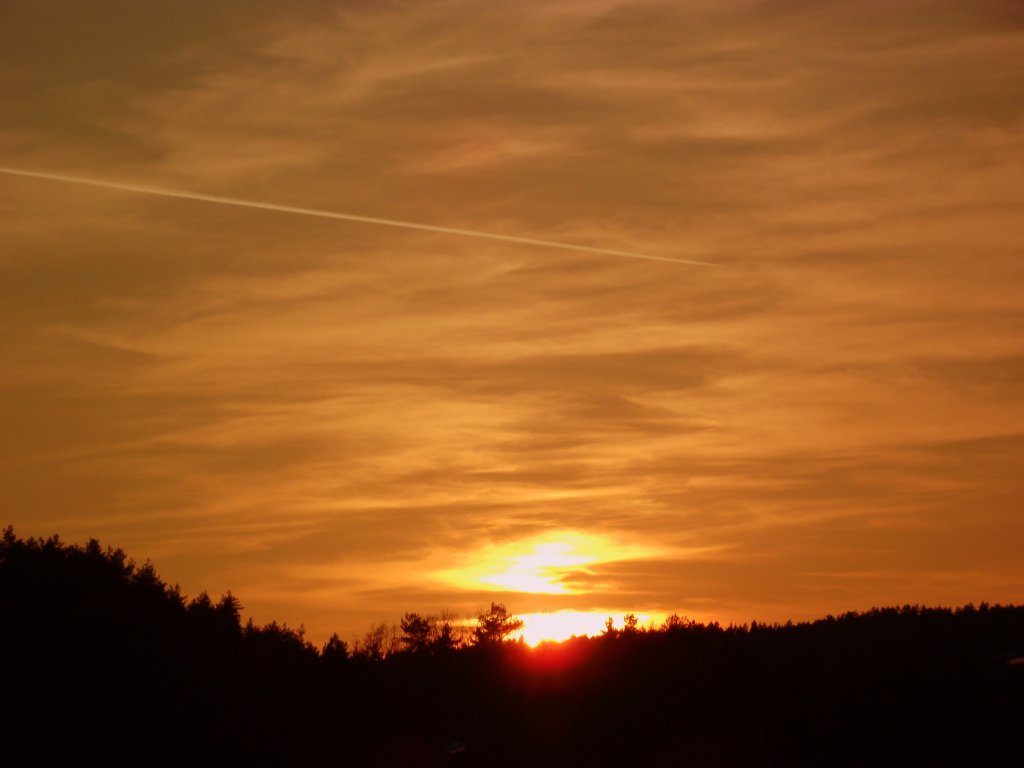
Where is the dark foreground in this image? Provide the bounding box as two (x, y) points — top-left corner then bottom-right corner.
(2, 529), (1022, 766)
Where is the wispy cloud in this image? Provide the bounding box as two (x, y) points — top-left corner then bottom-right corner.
(2, 0), (1022, 643)
(0, 167), (717, 267)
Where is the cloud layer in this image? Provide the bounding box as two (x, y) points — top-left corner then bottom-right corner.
(2, 0), (1023, 641)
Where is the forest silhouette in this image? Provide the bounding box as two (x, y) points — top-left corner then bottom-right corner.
(2, 527), (1021, 767)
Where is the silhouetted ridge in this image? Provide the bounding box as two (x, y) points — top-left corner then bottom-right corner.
(3, 527), (1022, 767)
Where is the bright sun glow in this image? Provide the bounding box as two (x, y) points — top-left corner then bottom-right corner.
(435, 531), (656, 595)
(515, 611), (664, 646)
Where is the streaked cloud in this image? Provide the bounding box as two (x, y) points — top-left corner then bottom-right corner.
(1, 0), (1022, 642)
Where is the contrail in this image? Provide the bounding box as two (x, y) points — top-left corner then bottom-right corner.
(0, 166), (717, 267)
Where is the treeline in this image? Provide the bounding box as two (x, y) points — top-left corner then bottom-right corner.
(2, 528), (1022, 766)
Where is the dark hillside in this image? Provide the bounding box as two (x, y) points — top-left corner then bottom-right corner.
(3, 528), (1021, 766)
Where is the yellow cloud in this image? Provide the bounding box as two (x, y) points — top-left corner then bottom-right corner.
(435, 530), (657, 595)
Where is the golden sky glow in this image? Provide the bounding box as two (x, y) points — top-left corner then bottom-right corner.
(436, 531), (659, 594)
(2, 0), (1023, 644)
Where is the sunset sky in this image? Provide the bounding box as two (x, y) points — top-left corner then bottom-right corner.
(2, 0), (1023, 645)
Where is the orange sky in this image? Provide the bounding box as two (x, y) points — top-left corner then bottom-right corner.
(2, 0), (1023, 644)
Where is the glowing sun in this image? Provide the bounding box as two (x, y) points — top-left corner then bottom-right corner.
(516, 611), (662, 646)
(435, 531), (655, 595)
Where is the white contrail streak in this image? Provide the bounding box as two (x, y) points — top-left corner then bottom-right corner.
(0, 166), (717, 267)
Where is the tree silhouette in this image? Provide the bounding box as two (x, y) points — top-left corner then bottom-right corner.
(662, 613), (695, 632)
(353, 621), (401, 660)
(321, 633), (349, 664)
(5, 525), (1024, 767)
(473, 602), (523, 645)
(400, 612), (432, 653)
(432, 610), (464, 652)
